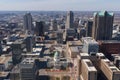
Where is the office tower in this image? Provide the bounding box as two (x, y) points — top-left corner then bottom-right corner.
(8, 23), (18, 30)
(35, 21), (44, 36)
(82, 37), (99, 55)
(23, 13), (33, 34)
(66, 11), (74, 29)
(11, 40), (24, 65)
(51, 19), (58, 31)
(85, 20), (93, 37)
(57, 31), (63, 44)
(65, 28), (76, 41)
(79, 28), (86, 39)
(20, 58), (36, 80)
(25, 35), (33, 53)
(92, 11), (114, 40)
(80, 59), (97, 80)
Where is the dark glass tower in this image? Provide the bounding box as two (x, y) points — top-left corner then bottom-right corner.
(92, 11), (114, 40)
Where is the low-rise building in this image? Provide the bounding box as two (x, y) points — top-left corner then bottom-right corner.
(0, 55), (12, 71)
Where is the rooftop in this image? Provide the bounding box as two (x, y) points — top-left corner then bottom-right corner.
(20, 58), (35, 68)
(82, 37), (98, 44)
(80, 53), (89, 56)
(70, 46), (79, 53)
(98, 40), (120, 43)
(22, 58), (35, 64)
(94, 11), (114, 17)
(0, 55), (12, 64)
(67, 41), (83, 46)
(82, 59), (97, 71)
(0, 72), (9, 77)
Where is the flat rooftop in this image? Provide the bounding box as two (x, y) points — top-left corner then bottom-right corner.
(102, 59), (120, 72)
(22, 58), (35, 64)
(0, 71), (9, 77)
(67, 41), (83, 46)
(0, 56), (12, 64)
(98, 40), (120, 43)
(82, 37), (98, 44)
(82, 59), (97, 71)
(70, 46), (79, 53)
(80, 53), (89, 56)
(20, 58), (35, 68)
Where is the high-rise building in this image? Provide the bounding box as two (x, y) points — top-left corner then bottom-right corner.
(79, 28), (86, 39)
(57, 31), (63, 44)
(66, 11), (74, 29)
(25, 35), (33, 53)
(50, 19), (58, 31)
(24, 13), (33, 34)
(92, 11), (114, 40)
(11, 40), (25, 65)
(35, 21), (44, 36)
(85, 20), (93, 37)
(20, 58), (36, 80)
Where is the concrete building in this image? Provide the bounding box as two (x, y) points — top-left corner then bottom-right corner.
(0, 55), (12, 71)
(10, 65), (20, 80)
(23, 13), (33, 34)
(66, 11), (74, 29)
(82, 37), (99, 55)
(65, 28), (76, 41)
(50, 19), (58, 31)
(11, 40), (25, 65)
(79, 28), (86, 39)
(68, 46), (79, 58)
(57, 31), (63, 44)
(35, 21), (45, 36)
(100, 59), (120, 80)
(111, 54), (120, 69)
(67, 41), (83, 58)
(19, 58), (36, 80)
(0, 72), (10, 80)
(80, 59), (97, 80)
(92, 11), (114, 40)
(25, 35), (34, 53)
(98, 40), (120, 55)
(78, 53), (90, 60)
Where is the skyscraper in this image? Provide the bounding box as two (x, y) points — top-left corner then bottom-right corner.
(85, 20), (93, 37)
(92, 11), (114, 40)
(35, 21), (44, 36)
(24, 13), (33, 34)
(66, 11), (74, 29)
(50, 19), (58, 31)
(11, 40), (25, 65)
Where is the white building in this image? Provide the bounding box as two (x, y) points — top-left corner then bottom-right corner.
(82, 37), (99, 55)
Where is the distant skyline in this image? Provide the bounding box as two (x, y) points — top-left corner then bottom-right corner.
(0, 0), (120, 11)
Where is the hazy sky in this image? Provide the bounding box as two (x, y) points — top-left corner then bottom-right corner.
(0, 0), (119, 11)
